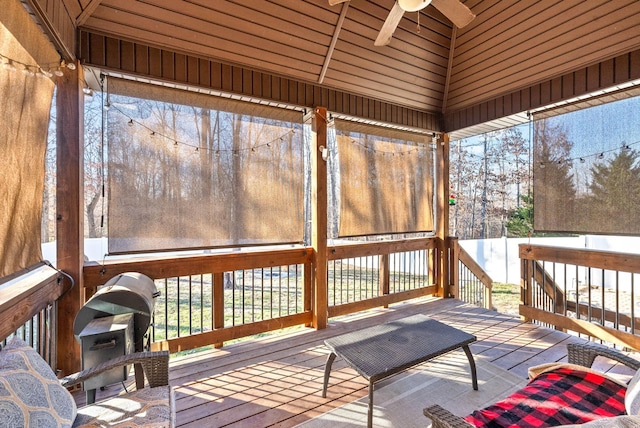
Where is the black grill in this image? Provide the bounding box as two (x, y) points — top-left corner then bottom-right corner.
(74, 272), (159, 402)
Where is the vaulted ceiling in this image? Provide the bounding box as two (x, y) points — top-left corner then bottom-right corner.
(23, 0), (640, 136)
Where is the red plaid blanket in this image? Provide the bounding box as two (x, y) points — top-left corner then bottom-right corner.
(464, 367), (627, 427)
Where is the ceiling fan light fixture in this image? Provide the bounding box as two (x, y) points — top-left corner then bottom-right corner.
(397, 0), (432, 12)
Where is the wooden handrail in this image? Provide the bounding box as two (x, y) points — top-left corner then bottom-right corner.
(520, 243), (640, 351)
(0, 262), (66, 343)
(520, 244), (640, 273)
(455, 242), (493, 309)
(84, 247), (314, 293)
(458, 245), (493, 288)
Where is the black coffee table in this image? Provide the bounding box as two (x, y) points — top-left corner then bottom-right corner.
(322, 314), (478, 427)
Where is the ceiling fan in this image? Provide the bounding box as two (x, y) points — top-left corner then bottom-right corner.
(328, 0), (475, 46)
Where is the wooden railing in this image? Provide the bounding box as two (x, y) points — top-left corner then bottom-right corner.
(80, 237), (497, 354)
(0, 262), (68, 368)
(84, 247), (314, 354)
(327, 237), (439, 318)
(520, 244), (640, 351)
(450, 238), (493, 309)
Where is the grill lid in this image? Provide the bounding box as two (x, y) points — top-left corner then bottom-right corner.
(74, 272), (159, 346)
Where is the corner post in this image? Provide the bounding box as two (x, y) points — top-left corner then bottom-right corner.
(56, 61), (84, 375)
(312, 107), (328, 329)
(436, 133), (451, 297)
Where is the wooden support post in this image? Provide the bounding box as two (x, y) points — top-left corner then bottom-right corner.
(312, 107), (328, 329)
(436, 134), (451, 297)
(449, 237), (459, 299)
(521, 258), (531, 323)
(56, 61), (84, 376)
(304, 262), (313, 327)
(213, 272), (224, 348)
(380, 254), (390, 308)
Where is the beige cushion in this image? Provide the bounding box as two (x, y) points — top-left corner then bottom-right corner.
(73, 385), (175, 427)
(626, 368), (640, 415)
(528, 362), (628, 387)
(0, 336), (77, 427)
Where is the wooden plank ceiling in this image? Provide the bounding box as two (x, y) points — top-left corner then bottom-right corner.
(60, 0), (640, 128)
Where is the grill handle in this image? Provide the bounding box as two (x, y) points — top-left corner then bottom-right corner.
(89, 339), (116, 351)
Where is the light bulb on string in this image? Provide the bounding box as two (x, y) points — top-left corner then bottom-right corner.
(63, 60), (76, 71)
(40, 68), (54, 78)
(21, 65), (35, 76)
(2, 58), (16, 71)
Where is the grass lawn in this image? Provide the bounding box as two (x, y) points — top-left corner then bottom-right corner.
(491, 282), (520, 315)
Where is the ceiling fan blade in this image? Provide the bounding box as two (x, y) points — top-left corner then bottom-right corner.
(431, 0), (475, 28)
(328, 0), (349, 5)
(374, 2), (405, 46)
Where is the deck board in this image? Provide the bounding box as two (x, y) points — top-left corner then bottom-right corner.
(72, 297), (640, 427)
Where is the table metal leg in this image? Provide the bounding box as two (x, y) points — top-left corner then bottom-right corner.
(368, 381), (374, 428)
(322, 352), (337, 398)
(462, 344), (478, 390)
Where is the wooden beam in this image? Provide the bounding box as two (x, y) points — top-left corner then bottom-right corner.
(437, 134), (451, 297)
(76, 0), (104, 26)
(318, 1), (349, 84)
(56, 62), (85, 376)
(312, 107), (328, 329)
(23, 0), (75, 60)
(441, 26), (456, 114)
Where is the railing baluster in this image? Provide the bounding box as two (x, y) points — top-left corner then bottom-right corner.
(189, 275), (193, 335)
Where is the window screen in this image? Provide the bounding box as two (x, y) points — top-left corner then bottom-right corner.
(331, 120), (434, 237)
(533, 96), (640, 234)
(106, 78), (305, 253)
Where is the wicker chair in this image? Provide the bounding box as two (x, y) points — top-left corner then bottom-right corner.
(424, 342), (640, 428)
(61, 350), (175, 427)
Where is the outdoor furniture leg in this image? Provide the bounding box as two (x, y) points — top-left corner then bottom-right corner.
(462, 345), (478, 390)
(368, 381), (374, 428)
(322, 352), (337, 398)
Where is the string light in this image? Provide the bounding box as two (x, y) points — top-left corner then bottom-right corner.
(0, 53), (75, 78)
(1, 57), (16, 71)
(110, 104), (298, 155)
(110, 101), (422, 157)
(537, 140), (640, 168)
(346, 136), (427, 156)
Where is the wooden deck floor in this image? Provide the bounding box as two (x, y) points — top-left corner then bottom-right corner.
(78, 297), (640, 427)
